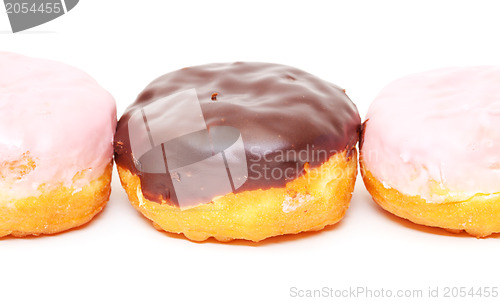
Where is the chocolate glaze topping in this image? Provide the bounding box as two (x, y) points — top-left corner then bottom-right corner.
(115, 62), (361, 207)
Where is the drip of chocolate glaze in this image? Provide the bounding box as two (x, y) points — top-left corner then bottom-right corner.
(114, 62), (361, 206)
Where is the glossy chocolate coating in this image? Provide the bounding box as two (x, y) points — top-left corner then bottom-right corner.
(115, 62), (361, 206)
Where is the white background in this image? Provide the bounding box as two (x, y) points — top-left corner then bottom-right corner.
(1, 1), (500, 300)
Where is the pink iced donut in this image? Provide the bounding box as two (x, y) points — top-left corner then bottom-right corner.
(0, 52), (116, 237)
(361, 66), (500, 237)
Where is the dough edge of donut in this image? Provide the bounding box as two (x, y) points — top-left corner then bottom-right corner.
(0, 162), (113, 238)
(117, 150), (357, 242)
(360, 156), (500, 238)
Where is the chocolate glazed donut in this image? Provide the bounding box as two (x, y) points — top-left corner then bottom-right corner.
(115, 62), (361, 242)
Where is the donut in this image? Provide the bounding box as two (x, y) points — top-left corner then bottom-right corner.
(0, 52), (116, 237)
(114, 62), (361, 242)
(360, 66), (500, 237)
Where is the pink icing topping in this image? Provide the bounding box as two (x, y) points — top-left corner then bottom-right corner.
(362, 66), (500, 203)
(0, 52), (116, 198)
